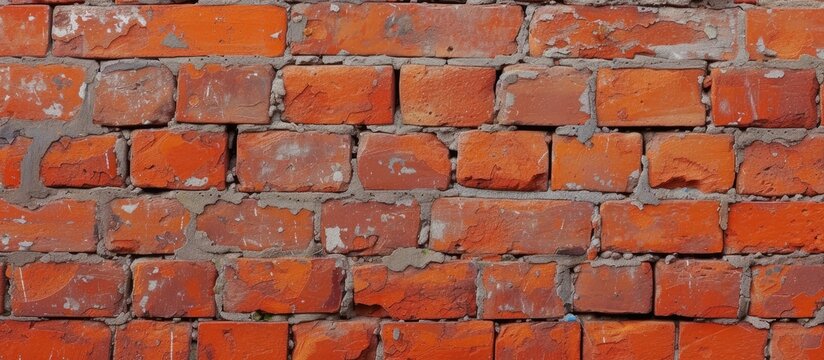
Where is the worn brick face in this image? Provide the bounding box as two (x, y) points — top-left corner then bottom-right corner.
(197, 199), (314, 252)
(497, 65), (591, 126)
(770, 323), (824, 359)
(0, 137), (32, 189)
(321, 200), (420, 256)
(0, 199), (97, 253)
(0, 321), (112, 359)
(114, 320), (191, 360)
(480, 262), (564, 319)
(750, 264), (824, 318)
(198, 322), (288, 360)
(496, 322), (581, 360)
(400, 65), (496, 127)
(457, 131), (549, 191)
(679, 322), (768, 360)
(551, 133), (642, 193)
(0, 6), (50, 57)
(354, 262), (477, 320)
(430, 198), (593, 256)
(92, 66), (175, 127)
(357, 133), (451, 191)
(176, 64), (274, 124)
(583, 321), (675, 360)
(574, 263), (653, 314)
(0, 63), (87, 121)
(130, 130), (227, 190)
(737, 136), (824, 196)
(292, 320), (379, 360)
(726, 202), (824, 254)
(131, 260), (217, 318)
(282, 65), (395, 125)
(746, 9), (824, 60)
(654, 260), (742, 318)
(41, 135), (123, 188)
(381, 321), (494, 360)
(647, 133), (735, 193)
(104, 197), (189, 254)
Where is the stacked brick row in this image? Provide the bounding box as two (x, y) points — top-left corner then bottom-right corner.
(1, 1), (824, 359)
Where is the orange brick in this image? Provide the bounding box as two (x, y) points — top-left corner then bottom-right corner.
(0, 263), (4, 313)
(357, 133), (451, 190)
(197, 199), (313, 252)
(198, 322), (288, 360)
(9, 261), (128, 317)
(496, 322), (581, 360)
(0, 199), (97, 253)
(130, 130), (227, 190)
(132, 260), (216, 318)
(321, 200), (420, 256)
(583, 321), (675, 360)
(104, 197), (189, 254)
(497, 65), (591, 126)
(655, 259), (742, 318)
(574, 263), (653, 314)
(354, 262), (477, 320)
(223, 258), (344, 314)
(0, 64), (87, 121)
(647, 133), (735, 193)
(600, 201), (722, 254)
(0, 321), (111, 359)
(282, 65), (395, 125)
(726, 202), (824, 254)
(381, 321), (494, 360)
(0, 137), (32, 189)
(176, 64), (274, 124)
(711, 68), (818, 128)
(400, 65), (495, 127)
(551, 133), (641, 193)
(530, 6), (739, 60)
(431, 198), (593, 256)
(293, 320), (379, 360)
(747, 9), (824, 60)
(92, 65), (175, 127)
(236, 131), (351, 192)
(480, 262), (564, 319)
(0, 5), (50, 57)
(737, 136), (824, 196)
(291, 3), (522, 57)
(679, 322), (767, 360)
(52, 5), (287, 58)
(770, 323), (824, 360)
(41, 135), (123, 188)
(457, 131), (549, 191)
(114, 321), (191, 360)
(596, 68), (705, 127)
(751, 264), (824, 318)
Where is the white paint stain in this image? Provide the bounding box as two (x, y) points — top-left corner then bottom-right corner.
(430, 220), (446, 240)
(121, 203), (139, 214)
(184, 177), (208, 187)
(324, 227), (345, 252)
(43, 103), (64, 117)
(763, 69), (784, 79)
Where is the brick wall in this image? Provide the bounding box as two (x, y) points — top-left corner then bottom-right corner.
(0, 0), (823, 359)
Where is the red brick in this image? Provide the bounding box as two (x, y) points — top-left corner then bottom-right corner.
(321, 200), (420, 256)
(647, 133), (735, 193)
(291, 3), (522, 57)
(497, 65), (591, 126)
(0, 63), (87, 121)
(236, 131), (351, 192)
(293, 320), (379, 360)
(654, 259), (742, 318)
(430, 198), (593, 256)
(770, 323), (824, 360)
(530, 6), (739, 60)
(176, 64), (274, 124)
(92, 65), (175, 127)
(747, 9), (824, 60)
(596, 68), (705, 127)
(130, 130), (227, 190)
(574, 263), (653, 314)
(41, 135), (123, 188)
(480, 262), (563, 319)
(104, 197), (189, 254)
(356, 133), (451, 190)
(726, 202), (824, 254)
(0, 137), (31, 189)
(197, 199), (313, 252)
(600, 201), (722, 254)
(0, 320), (111, 359)
(52, 5), (287, 58)
(551, 133), (642, 193)
(198, 322), (288, 360)
(0, 199), (97, 252)
(354, 262), (476, 320)
(457, 131), (548, 191)
(400, 65), (495, 127)
(750, 264), (824, 318)
(583, 321), (675, 360)
(737, 136), (824, 196)
(222, 258), (343, 314)
(282, 65), (394, 125)
(9, 261), (128, 317)
(132, 260), (216, 318)
(711, 68), (818, 128)
(0, 5), (50, 57)
(381, 321), (494, 360)
(0, 263), (4, 313)
(496, 322), (581, 360)
(679, 322), (767, 360)
(114, 320), (191, 360)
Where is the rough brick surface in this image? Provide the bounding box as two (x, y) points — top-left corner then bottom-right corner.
(0, 63), (87, 121)
(131, 260), (217, 318)
(583, 321), (675, 360)
(198, 322), (288, 360)
(737, 136), (824, 196)
(321, 200), (420, 255)
(647, 133), (735, 193)
(41, 135), (123, 188)
(114, 320), (191, 360)
(679, 322), (768, 360)
(104, 197), (189, 254)
(574, 263), (653, 314)
(381, 321), (494, 359)
(750, 264), (824, 318)
(293, 320), (379, 360)
(726, 202), (824, 254)
(0, 321), (112, 359)
(130, 130), (227, 190)
(457, 131), (549, 191)
(0, 137), (32, 189)
(357, 133), (451, 190)
(746, 9), (824, 60)
(197, 199), (313, 252)
(654, 259), (742, 318)
(497, 65), (591, 126)
(496, 322), (581, 360)
(770, 323), (824, 359)
(92, 66), (175, 127)
(176, 64), (274, 124)
(551, 133), (642, 193)
(480, 262), (564, 319)
(400, 65), (496, 127)
(0, 199), (97, 252)
(0, 6), (50, 57)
